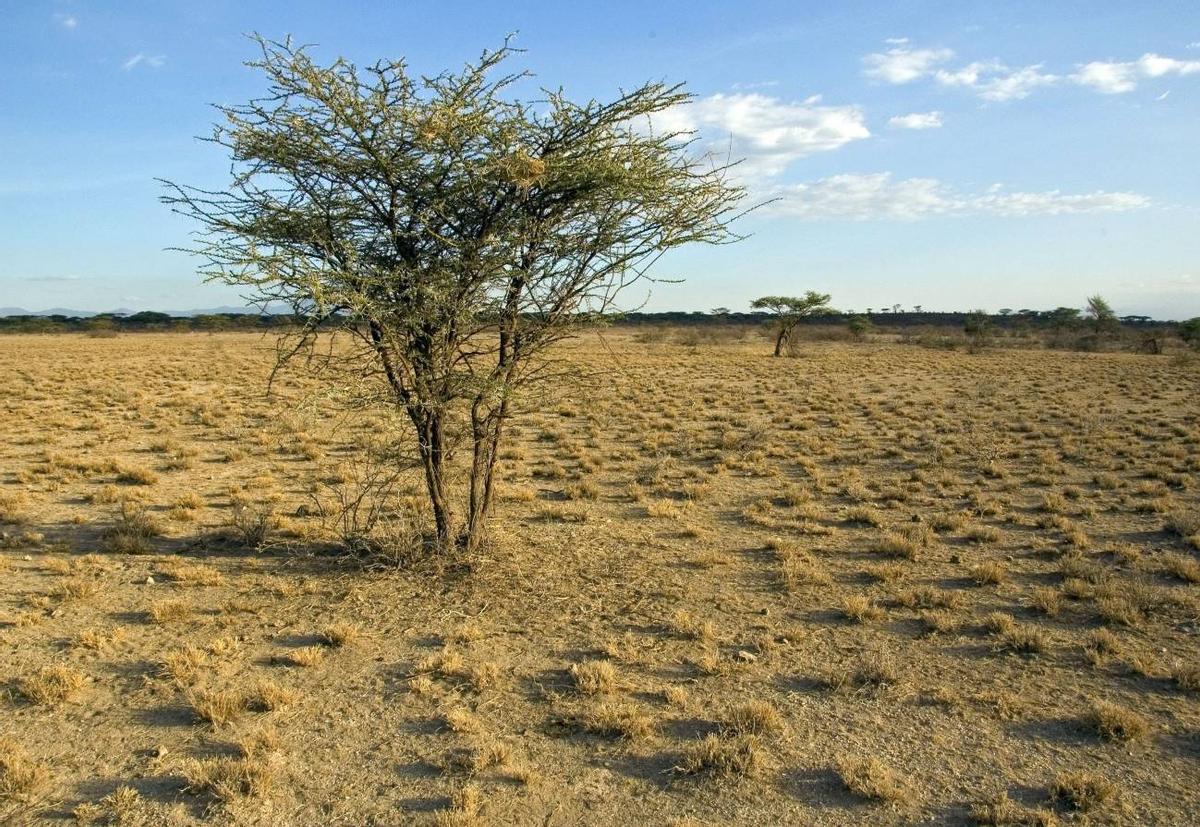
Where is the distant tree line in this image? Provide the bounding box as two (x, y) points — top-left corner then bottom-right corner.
(0, 311), (297, 334)
(0, 307), (1194, 350)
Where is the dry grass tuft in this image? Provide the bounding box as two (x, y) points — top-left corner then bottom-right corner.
(840, 594), (885, 623)
(969, 792), (1057, 826)
(183, 730), (280, 801)
(723, 700), (784, 736)
(677, 734), (762, 778)
(826, 650), (899, 690)
(873, 529), (924, 560)
(1172, 663), (1200, 692)
(75, 627), (127, 652)
(970, 560), (1007, 586)
(244, 678), (298, 712)
(0, 737), (50, 808)
(1030, 587), (1062, 617)
(19, 664), (85, 706)
(1050, 772), (1118, 812)
(836, 756), (910, 804)
(319, 622), (360, 648)
(286, 645), (326, 667)
(49, 577), (100, 602)
(441, 707), (484, 734)
(162, 561), (224, 586)
(434, 784), (483, 827)
(187, 688), (246, 726)
(160, 645), (209, 687)
(148, 599), (192, 624)
(570, 660), (617, 695)
(1085, 700), (1148, 741)
(1161, 553), (1200, 584)
(581, 701), (657, 741)
(670, 609), (717, 642)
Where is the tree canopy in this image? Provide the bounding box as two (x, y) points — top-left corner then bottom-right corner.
(751, 291), (834, 356)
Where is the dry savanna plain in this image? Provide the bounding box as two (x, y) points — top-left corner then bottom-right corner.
(1, 329), (1198, 826)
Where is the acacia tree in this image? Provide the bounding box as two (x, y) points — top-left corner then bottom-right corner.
(163, 37), (745, 552)
(1085, 294), (1117, 334)
(1178, 318), (1200, 349)
(751, 292), (833, 356)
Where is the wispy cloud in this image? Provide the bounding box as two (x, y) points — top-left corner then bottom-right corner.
(863, 46), (953, 84)
(54, 13), (78, 29)
(936, 62), (1058, 101)
(20, 275), (83, 283)
(888, 111), (943, 130)
(730, 80), (780, 91)
(648, 93), (870, 182)
(864, 42), (1200, 99)
(1072, 54), (1200, 94)
(763, 173), (1150, 220)
(123, 53), (166, 71)
(864, 45), (1056, 100)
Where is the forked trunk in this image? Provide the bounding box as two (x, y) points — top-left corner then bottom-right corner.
(415, 411), (454, 550)
(463, 402), (507, 552)
(773, 327), (788, 357)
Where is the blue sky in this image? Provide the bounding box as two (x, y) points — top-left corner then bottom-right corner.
(2, 1), (1199, 318)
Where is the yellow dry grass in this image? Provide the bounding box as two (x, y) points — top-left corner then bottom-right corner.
(0, 330), (1196, 823)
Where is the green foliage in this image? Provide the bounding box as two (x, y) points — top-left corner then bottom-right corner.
(963, 309), (991, 343)
(162, 35), (746, 551)
(846, 314), (874, 341)
(1086, 294), (1117, 333)
(1178, 317), (1200, 349)
(751, 292), (834, 355)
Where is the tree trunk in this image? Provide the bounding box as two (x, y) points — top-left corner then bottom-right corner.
(463, 399), (509, 552)
(773, 327), (788, 357)
(415, 411), (454, 550)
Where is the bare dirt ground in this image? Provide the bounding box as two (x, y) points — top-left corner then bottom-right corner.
(1, 330), (1198, 825)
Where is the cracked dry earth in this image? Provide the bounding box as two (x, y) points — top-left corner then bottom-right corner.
(1, 330), (1198, 825)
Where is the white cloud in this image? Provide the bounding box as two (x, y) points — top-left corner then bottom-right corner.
(764, 173), (1150, 220)
(865, 44), (1057, 100)
(54, 13), (78, 29)
(866, 42), (1200, 99)
(888, 111), (943, 130)
(650, 93), (870, 181)
(123, 53), (166, 71)
(863, 46), (953, 84)
(1057, 53), (1200, 94)
(1137, 53), (1200, 77)
(971, 65), (1058, 100)
(932, 60), (1058, 100)
(1071, 60), (1137, 93)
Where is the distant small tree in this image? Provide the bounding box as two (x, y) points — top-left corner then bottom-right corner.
(998, 308), (1012, 317)
(1085, 295), (1117, 334)
(751, 292), (834, 356)
(163, 36), (746, 552)
(912, 305), (922, 313)
(846, 314), (874, 342)
(1048, 307), (1081, 331)
(964, 309), (991, 348)
(1180, 318), (1200, 349)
